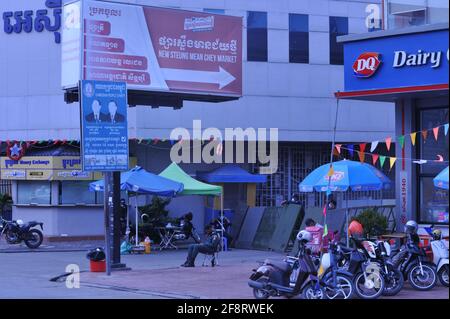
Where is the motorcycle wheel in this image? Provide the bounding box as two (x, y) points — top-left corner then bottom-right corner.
(324, 275), (354, 299)
(408, 263), (437, 291)
(253, 277), (270, 300)
(438, 265), (449, 287)
(24, 229), (43, 249)
(353, 271), (385, 299)
(302, 282), (325, 300)
(382, 266), (404, 297)
(5, 230), (19, 244)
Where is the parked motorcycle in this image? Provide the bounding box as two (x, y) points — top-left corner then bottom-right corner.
(318, 241), (354, 299)
(248, 230), (325, 299)
(358, 239), (404, 296)
(337, 238), (386, 299)
(390, 221), (437, 291)
(0, 217), (44, 249)
(174, 219), (201, 243)
(426, 227), (448, 287)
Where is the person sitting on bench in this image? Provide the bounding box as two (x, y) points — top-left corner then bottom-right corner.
(181, 224), (221, 267)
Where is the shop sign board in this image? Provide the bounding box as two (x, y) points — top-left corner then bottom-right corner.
(343, 29), (449, 92)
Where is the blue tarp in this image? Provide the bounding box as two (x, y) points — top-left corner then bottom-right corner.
(197, 165), (267, 183)
(89, 166), (184, 197)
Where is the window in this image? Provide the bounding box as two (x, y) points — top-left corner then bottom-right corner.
(418, 107), (449, 224)
(59, 181), (97, 205)
(203, 8), (225, 14)
(17, 181), (51, 205)
(289, 14), (309, 64)
(329, 16), (348, 65)
(247, 11), (268, 62)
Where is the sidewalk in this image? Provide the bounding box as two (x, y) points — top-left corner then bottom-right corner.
(0, 240), (105, 253)
(80, 249), (450, 299)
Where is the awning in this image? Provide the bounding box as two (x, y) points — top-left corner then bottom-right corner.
(197, 165), (267, 183)
(90, 166), (184, 197)
(159, 163), (222, 196)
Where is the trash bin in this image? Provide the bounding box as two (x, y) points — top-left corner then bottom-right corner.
(87, 247), (106, 272)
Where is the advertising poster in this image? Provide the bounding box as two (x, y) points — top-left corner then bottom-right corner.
(80, 80), (129, 172)
(62, 0), (243, 97)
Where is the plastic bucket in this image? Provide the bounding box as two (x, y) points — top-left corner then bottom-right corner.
(90, 260), (106, 272)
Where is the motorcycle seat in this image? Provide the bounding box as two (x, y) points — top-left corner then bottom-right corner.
(265, 259), (291, 273)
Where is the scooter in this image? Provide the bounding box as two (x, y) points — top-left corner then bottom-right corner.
(426, 227), (449, 287)
(390, 232), (437, 291)
(318, 241), (354, 299)
(248, 231), (325, 299)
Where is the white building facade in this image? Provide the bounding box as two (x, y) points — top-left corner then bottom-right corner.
(0, 0), (396, 239)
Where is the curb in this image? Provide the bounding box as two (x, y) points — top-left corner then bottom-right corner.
(0, 248), (92, 254)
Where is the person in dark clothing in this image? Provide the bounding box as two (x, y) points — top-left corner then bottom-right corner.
(178, 212), (200, 242)
(181, 224), (221, 267)
(282, 193), (301, 206)
(211, 216), (233, 249)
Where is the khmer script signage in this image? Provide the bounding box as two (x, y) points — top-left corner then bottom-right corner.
(2, 0), (62, 44)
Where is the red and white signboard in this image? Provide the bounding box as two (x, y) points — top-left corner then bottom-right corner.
(61, 0), (243, 97)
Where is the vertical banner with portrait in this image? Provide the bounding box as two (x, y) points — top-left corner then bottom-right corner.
(80, 80), (129, 172)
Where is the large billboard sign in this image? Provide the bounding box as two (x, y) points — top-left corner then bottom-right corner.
(62, 0), (243, 98)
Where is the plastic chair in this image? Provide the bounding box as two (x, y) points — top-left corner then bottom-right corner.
(202, 233), (222, 267)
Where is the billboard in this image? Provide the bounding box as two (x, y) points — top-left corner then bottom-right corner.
(62, 0), (243, 97)
(80, 80), (129, 172)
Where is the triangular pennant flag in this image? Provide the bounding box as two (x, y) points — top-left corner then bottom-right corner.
(398, 135), (405, 149)
(348, 145), (354, 158)
(422, 130), (428, 142)
(385, 137), (392, 151)
(358, 151), (365, 163)
(335, 144), (342, 154)
(433, 127), (439, 141)
(444, 124), (449, 136)
(326, 165), (335, 177)
(359, 143), (367, 153)
(322, 224), (328, 237)
(389, 157), (397, 170)
(372, 154), (379, 166)
(410, 132), (417, 146)
(370, 141), (379, 153)
(379, 155), (386, 168)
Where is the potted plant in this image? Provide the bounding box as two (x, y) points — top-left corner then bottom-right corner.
(351, 208), (388, 239)
(137, 197), (175, 243)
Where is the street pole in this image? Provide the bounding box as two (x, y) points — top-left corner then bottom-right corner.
(112, 171), (128, 270)
(103, 172), (113, 276)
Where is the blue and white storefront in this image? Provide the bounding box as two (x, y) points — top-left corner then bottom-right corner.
(337, 23), (449, 234)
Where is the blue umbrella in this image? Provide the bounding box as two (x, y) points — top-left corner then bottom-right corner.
(90, 166), (184, 246)
(299, 160), (392, 192)
(299, 160), (392, 245)
(89, 166), (184, 196)
(434, 166), (449, 190)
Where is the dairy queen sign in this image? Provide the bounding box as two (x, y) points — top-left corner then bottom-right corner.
(2, 0), (62, 43)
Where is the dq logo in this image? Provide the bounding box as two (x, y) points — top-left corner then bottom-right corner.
(353, 52), (381, 78)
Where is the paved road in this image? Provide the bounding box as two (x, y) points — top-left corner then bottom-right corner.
(0, 249), (448, 299)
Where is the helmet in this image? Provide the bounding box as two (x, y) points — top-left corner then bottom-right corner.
(404, 220), (418, 234)
(296, 230), (312, 243)
(348, 220), (363, 236)
(432, 229), (442, 241)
